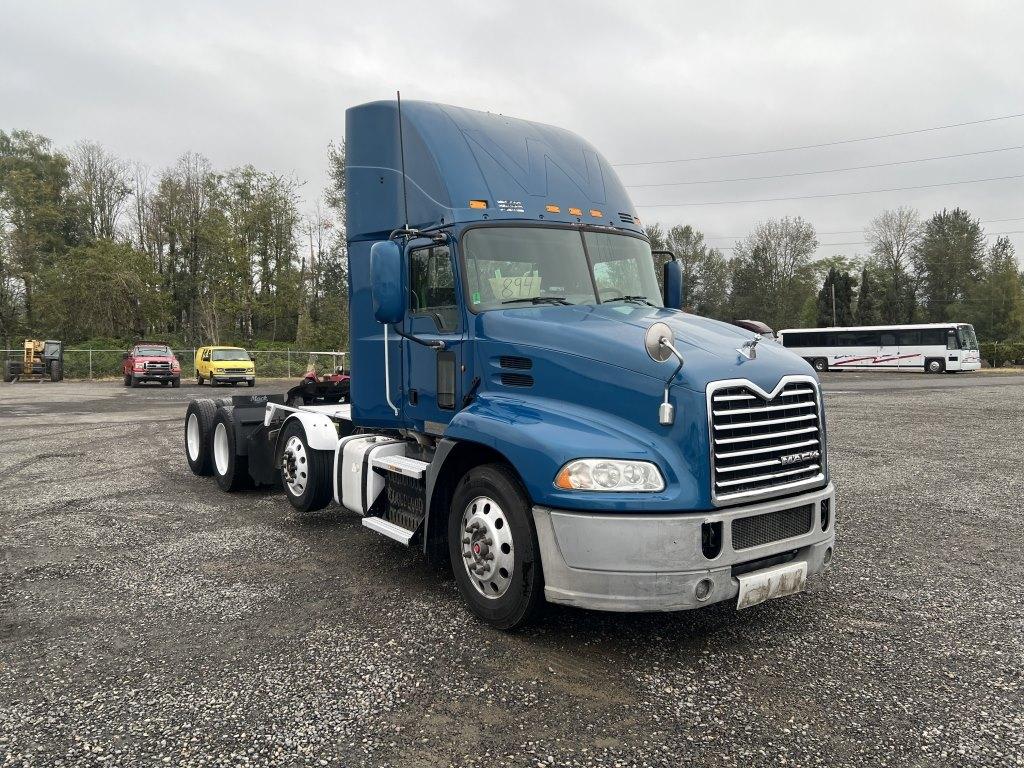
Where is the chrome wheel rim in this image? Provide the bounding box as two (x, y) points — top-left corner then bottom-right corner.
(186, 413), (200, 461)
(281, 435), (308, 496)
(460, 496), (514, 599)
(213, 422), (229, 476)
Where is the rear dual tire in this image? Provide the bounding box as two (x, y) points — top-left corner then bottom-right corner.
(185, 399), (218, 475)
(212, 408), (252, 492)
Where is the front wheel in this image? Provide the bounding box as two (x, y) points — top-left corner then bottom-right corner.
(277, 419), (333, 513)
(197, 374), (203, 385)
(813, 357), (828, 373)
(926, 358), (945, 374)
(448, 464), (544, 630)
(172, 378), (181, 388)
(3, 361), (16, 383)
(247, 379), (256, 388)
(130, 376), (140, 388)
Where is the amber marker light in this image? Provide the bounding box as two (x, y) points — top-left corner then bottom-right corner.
(545, 204), (561, 213)
(568, 207), (582, 216)
(590, 209), (603, 218)
(469, 200), (488, 209)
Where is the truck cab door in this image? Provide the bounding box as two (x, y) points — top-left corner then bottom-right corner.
(404, 241), (464, 434)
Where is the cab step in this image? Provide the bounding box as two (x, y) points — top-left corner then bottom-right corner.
(362, 516), (416, 545)
(371, 454), (429, 479)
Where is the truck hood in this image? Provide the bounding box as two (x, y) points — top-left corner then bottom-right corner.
(476, 304), (814, 393)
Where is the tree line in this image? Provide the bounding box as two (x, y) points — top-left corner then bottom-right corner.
(0, 131), (349, 350)
(2, 127), (1022, 356)
(644, 207), (1024, 345)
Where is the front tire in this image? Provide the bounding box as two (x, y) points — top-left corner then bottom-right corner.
(247, 379), (256, 388)
(448, 464), (544, 630)
(212, 407), (252, 492)
(49, 360), (62, 382)
(813, 357), (828, 373)
(197, 374), (204, 385)
(926, 358), (945, 374)
(5, 361), (18, 383)
(172, 378), (181, 388)
(277, 419), (333, 513)
(184, 399), (217, 475)
(130, 375), (140, 388)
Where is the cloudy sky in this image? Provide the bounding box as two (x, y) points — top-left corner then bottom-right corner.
(2, 0), (1022, 261)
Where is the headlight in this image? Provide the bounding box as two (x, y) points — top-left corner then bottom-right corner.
(554, 459), (665, 492)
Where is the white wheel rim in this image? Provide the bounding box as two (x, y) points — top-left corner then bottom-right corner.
(281, 435), (309, 495)
(213, 422), (230, 476)
(460, 496), (515, 599)
(186, 413), (200, 461)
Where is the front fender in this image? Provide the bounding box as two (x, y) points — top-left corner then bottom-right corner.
(444, 393), (705, 512)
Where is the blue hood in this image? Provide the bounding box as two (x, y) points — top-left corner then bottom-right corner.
(477, 304), (815, 393)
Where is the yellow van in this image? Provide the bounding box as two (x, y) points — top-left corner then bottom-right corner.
(195, 346), (256, 387)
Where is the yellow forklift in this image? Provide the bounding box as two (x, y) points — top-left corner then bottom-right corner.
(3, 339), (64, 382)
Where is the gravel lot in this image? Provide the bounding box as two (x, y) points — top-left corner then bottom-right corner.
(1, 374), (1022, 767)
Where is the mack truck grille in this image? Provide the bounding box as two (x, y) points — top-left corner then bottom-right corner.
(709, 378), (825, 504)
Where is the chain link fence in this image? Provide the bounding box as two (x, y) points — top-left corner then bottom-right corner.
(2, 349), (347, 380)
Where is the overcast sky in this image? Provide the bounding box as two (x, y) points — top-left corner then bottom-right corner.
(2, 0), (1022, 262)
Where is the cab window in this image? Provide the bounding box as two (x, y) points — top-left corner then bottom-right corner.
(409, 245), (458, 331)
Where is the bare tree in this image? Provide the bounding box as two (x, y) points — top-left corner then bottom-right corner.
(864, 207), (921, 322)
(69, 141), (132, 240)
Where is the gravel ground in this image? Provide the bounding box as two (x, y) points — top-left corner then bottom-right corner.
(1, 374), (1022, 767)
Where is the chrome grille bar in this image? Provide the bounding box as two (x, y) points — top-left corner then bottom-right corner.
(707, 377), (826, 505)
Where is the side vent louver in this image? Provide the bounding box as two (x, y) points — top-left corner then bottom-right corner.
(495, 356), (534, 387)
(618, 212), (635, 224)
(500, 373), (534, 387)
(499, 356), (533, 370)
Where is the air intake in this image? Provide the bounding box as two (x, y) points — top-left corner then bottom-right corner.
(618, 212), (635, 224)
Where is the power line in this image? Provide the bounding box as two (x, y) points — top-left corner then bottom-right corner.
(624, 145), (1024, 188)
(701, 218), (1024, 241)
(717, 230), (1024, 250)
(613, 112), (1024, 167)
(635, 174), (1024, 208)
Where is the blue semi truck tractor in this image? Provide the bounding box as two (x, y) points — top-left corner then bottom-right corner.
(183, 99), (836, 629)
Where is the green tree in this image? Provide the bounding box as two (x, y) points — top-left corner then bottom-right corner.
(854, 266), (882, 326)
(972, 236), (1024, 342)
(915, 207), (986, 322)
(729, 216), (818, 330)
(0, 130), (82, 329)
(815, 267), (855, 326)
(37, 239), (163, 341)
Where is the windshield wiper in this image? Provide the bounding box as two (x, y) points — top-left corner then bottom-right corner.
(501, 296), (574, 306)
(602, 295), (656, 306)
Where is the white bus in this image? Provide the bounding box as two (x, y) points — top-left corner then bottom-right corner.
(777, 323), (981, 374)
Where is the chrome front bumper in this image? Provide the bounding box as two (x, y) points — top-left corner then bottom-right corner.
(532, 483), (835, 612)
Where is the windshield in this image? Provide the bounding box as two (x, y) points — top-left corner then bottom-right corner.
(957, 325), (979, 350)
(136, 346), (171, 357)
(212, 349), (251, 362)
(462, 227), (662, 311)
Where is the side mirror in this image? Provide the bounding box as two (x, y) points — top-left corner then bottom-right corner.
(370, 240), (405, 324)
(662, 258), (683, 310)
(122, 352), (129, 360)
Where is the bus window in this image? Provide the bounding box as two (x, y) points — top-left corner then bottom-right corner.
(897, 330), (920, 345)
(880, 332), (896, 346)
(921, 329), (945, 346)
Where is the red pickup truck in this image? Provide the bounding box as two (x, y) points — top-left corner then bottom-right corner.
(123, 343), (181, 388)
